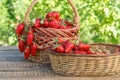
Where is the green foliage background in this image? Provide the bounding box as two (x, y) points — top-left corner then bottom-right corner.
(0, 0), (120, 46)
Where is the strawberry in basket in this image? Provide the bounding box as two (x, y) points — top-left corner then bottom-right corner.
(52, 38), (92, 54)
(16, 23), (38, 59)
(33, 11), (73, 29)
(51, 39), (116, 55)
(15, 11), (75, 60)
(15, 0), (80, 64)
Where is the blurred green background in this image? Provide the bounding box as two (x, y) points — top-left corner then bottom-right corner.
(0, 0), (120, 46)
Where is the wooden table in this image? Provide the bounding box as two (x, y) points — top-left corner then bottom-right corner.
(0, 46), (120, 80)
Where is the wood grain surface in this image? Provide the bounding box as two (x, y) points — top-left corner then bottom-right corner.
(0, 46), (120, 80)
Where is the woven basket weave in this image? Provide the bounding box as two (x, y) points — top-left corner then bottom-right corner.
(49, 44), (120, 76)
(24, 0), (79, 63)
(29, 50), (50, 64)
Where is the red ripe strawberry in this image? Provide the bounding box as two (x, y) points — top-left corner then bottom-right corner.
(24, 47), (30, 59)
(52, 11), (60, 20)
(46, 12), (52, 19)
(66, 25), (71, 29)
(34, 23), (41, 28)
(18, 40), (26, 52)
(62, 40), (69, 48)
(73, 46), (79, 51)
(43, 20), (49, 28)
(65, 42), (74, 53)
(59, 25), (66, 29)
(74, 51), (86, 54)
(86, 49), (92, 54)
(79, 44), (90, 51)
(27, 31), (34, 45)
(22, 30), (25, 35)
(34, 18), (41, 29)
(16, 23), (25, 35)
(31, 43), (37, 56)
(36, 18), (41, 23)
(55, 12), (60, 20)
(49, 20), (59, 29)
(54, 45), (64, 53)
(46, 11), (60, 20)
(58, 38), (65, 44)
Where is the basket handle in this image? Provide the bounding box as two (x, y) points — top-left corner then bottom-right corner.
(24, 0), (80, 29)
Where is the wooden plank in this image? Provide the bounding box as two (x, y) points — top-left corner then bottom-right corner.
(0, 46), (18, 51)
(0, 71), (59, 78)
(0, 46), (120, 80)
(0, 62), (51, 70)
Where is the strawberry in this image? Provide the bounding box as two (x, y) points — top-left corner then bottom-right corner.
(34, 23), (41, 28)
(86, 49), (92, 54)
(46, 12), (52, 19)
(62, 40), (69, 48)
(31, 43), (37, 56)
(46, 11), (60, 20)
(74, 51), (86, 54)
(59, 25), (66, 29)
(43, 20), (49, 28)
(24, 46), (30, 59)
(58, 38), (65, 44)
(49, 20), (59, 29)
(34, 18), (41, 29)
(73, 46), (79, 51)
(54, 45), (64, 53)
(16, 23), (25, 35)
(36, 18), (41, 23)
(66, 25), (71, 29)
(27, 30), (34, 45)
(18, 40), (26, 52)
(65, 42), (74, 53)
(79, 44), (90, 51)
(52, 11), (60, 20)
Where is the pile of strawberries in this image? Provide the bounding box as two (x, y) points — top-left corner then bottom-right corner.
(15, 11), (120, 58)
(15, 11), (73, 59)
(16, 24), (37, 59)
(53, 38), (120, 55)
(52, 38), (93, 54)
(33, 11), (73, 29)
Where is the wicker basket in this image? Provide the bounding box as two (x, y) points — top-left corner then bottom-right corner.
(23, 0), (80, 63)
(49, 44), (120, 76)
(29, 50), (50, 64)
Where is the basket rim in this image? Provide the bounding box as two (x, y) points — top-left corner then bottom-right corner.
(50, 43), (120, 57)
(35, 27), (79, 31)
